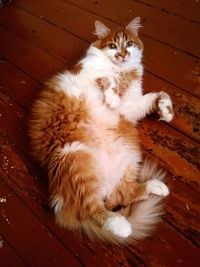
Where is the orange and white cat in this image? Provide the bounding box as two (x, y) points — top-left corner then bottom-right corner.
(29, 18), (174, 244)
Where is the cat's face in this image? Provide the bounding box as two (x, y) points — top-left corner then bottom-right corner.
(93, 17), (143, 66)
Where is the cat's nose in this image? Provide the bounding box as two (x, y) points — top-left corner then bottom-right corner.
(118, 50), (127, 59)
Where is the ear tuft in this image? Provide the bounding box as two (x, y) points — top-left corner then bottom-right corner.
(125, 17), (142, 36)
(94, 20), (111, 39)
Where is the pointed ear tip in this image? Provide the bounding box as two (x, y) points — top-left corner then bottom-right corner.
(95, 20), (103, 26)
(133, 17), (141, 24)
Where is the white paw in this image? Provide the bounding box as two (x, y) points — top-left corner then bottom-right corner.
(158, 92), (174, 122)
(103, 215), (132, 238)
(104, 89), (120, 108)
(146, 179), (169, 197)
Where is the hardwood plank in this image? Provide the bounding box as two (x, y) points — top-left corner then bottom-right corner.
(0, 59), (42, 108)
(0, 1), (199, 258)
(0, 4), (88, 65)
(144, 151), (200, 247)
(11, 1), (200, 97)
(0, 25), (199, 188)
(4, 52), (199, 144)
(1, 56), (200, 247)
(0, 7), (199, 142)
(65, 0), (200, 57)
(129, 221), (200, 267)
(0, 25), (199, 190)
(0, 233), (26, 267)
(0, 183), (83, 267)
(2, 86), (198, 193)
(0, 85), (200, 246)
(2, 74), (199, 193)
(0, 135), (145, 267)
(136, 0), (200, 23)
(0, 1), (199, 266)
(0, 135), (199, 267)
(14, 0), (200, 57)
(143, 73), (200, 143)
(140, 118), (200, 190)
(0, 27), (65, 82)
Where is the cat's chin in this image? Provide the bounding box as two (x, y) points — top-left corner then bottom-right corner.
(112, 58), (130, 67)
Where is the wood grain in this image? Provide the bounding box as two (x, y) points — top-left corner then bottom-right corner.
(137, 0), (200, 23)
(13, 0), (200, 97)
(0, 1), (199, 266)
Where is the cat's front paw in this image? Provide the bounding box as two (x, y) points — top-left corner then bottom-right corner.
(104, 89), (120, 108)
(157, 92), (174, 122)
(103, 215), (132, 238)
(146, 179), (169, 197)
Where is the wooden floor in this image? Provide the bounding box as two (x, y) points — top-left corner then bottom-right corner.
(0, 1), (200, 266)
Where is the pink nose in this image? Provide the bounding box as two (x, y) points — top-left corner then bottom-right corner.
(119, 50), (127, 59)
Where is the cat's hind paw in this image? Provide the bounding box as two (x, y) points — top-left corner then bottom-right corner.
(103, 215), (132, 238)
(146, 179), (169, 197)
(157, 92), (174, 122)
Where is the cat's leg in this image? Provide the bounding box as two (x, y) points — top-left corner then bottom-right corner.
(105, 168), (169, 210)
(156, 92), (174, 122)
(91, 204), (132, 238)
(120, 92), (174, 122)
(104, 87), (120, 108)
(49, 143), (132, 238)
(96, 76), (120, 108)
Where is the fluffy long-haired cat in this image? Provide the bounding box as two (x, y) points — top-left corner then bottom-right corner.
(29, 17), (174, 244)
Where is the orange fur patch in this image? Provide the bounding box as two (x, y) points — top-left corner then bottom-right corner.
(96, 70), (140, 99)
(29, 21), (167, 243)
(29, 79), (116, 229)
(117, 115), (140, 149)
(69, 63), (83, 74)
(29, 80), (90, 166)
(116, 70), (140, 96)
(95, 77), (111, 92)
(93, 28), (143, 51)
(104, 169), (148, 210)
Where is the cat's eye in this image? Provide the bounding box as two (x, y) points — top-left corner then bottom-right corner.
(126, 41), (134, 47)
(108, 43), (117, 49)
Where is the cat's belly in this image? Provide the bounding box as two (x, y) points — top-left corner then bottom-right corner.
(90, 135), (141, 199)
(81, 115), (141, 199)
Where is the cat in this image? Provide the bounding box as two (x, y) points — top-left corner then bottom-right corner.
(29, 17), (174, 244)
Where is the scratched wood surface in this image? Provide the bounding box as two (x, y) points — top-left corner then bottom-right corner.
(0, 1), (199, 266)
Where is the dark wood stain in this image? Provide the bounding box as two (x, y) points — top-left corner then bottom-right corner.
(0, 1), (199, 266)
(149, 129), (200, 170)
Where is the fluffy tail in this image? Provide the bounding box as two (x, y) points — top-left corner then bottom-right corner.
(55, 160), (167, 245)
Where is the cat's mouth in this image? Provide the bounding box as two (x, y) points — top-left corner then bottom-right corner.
(114, 57), (130, 66)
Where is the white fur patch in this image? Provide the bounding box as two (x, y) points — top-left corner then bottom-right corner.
(146, 179), (169, 196)
(51, 197), (63, 214)
(103, 215), (132, 238)
(61, 141), (88, 155)
(104, 89), (120, 108)
(56, 72), (83, 98)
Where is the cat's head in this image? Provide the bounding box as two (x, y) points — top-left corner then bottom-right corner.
(93, 17), (143, 66)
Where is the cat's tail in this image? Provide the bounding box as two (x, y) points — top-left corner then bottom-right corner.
(77, 160), (167, 244)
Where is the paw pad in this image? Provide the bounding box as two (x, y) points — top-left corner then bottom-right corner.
(157, 92), (174, 122)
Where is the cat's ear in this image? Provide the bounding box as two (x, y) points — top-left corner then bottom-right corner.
(94, 21), (111, 39)
(125, 17), (142, 36)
